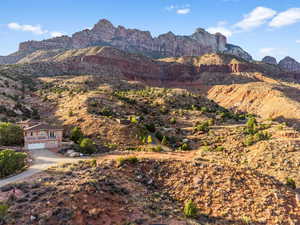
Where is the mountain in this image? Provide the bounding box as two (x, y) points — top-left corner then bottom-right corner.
(262, 56), (277, 65)
(279, 56), (300, 73)
(0, 19), (252, 64)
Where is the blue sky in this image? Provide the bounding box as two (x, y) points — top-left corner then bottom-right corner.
(1, 0), (300, 61)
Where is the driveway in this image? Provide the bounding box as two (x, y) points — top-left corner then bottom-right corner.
(0, 149), (83, 188)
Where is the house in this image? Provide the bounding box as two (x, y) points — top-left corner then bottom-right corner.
(22, 122), (63, 150)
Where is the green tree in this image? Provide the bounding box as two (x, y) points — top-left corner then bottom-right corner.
(0, 123), (23, 146)
(0, 150), (27, 178)
(79, 138), (96, 154)
(70, 127), (84, 144)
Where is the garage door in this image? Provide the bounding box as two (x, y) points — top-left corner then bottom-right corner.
(28, 143), (45, 150)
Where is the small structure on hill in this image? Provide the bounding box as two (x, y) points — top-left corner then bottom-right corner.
(20, 120), (63, 150)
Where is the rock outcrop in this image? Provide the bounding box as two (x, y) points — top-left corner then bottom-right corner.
(279, 56), (300, 73)
(223, 44), (252, 61)
(0, 19), (252, 64)
(262, 56), (277, 65)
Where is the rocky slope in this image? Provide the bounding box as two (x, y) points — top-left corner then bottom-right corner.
(3, 157), (300, 225)
(0, 65), (37, 121)
(0, 19), (252, 64)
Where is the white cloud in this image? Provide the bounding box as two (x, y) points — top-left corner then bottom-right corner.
(166, 4), (191, 15)
(207, 26), (232, 37)
(234, 7), (277, 31)
(259, 48), (275, 55)
(50, 31), (64, 37)
(269, 8), (300, 27)
(259, 47), (287, 58)
(8, 22), (47, 35)
(7, 22), (65, 38)
(176, 8), (190, 15)
(296, 40), (300, 44)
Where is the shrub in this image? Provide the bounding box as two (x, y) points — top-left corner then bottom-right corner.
(90, 159), (97, 167)
(183, 200), (198, 218)
(170, 117), (176, 124)
(194, 121), (210, 133)
(79, 138), (96, 154)
(0, 123), (23, 146)
(117, 156), (138, 166)
(155, 131), (163, 141)
(0, 149), (27, 178)
(147, 135), (153, 144)
(180, 143), (190, 151)
(215, 146), (225, 152)
(70, 127), (84, 144)
(68, 110), (74, 117)
(161, 136), (168, 145)
(286, 177), (296, 189)
(159, 106), (169, 115)
(150, 146), (163, 152)
(244, 131), (271, 146)
(0, 203), (8, 221)
(145, 123), (156, 133)
(244, 117), (258, 135)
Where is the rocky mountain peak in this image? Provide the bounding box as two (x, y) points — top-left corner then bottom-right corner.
(0, 18), (253, 64)
(279, 56), (300, 72)
(262, 56), (277, 65)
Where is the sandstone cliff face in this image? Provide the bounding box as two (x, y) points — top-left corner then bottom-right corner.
(262, 56), (277, 65)
(0, 19), (252, 64)
(279, 56), (300, 72)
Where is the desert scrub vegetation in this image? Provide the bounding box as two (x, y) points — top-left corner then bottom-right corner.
(194, 121), (210, 133)
(87, 99), (116, 118)
(116, 156), (138, 166)
(78, 138), (97, 154)
(0, 123), (23, 146)
(0, 149), (27, 178)
(243, 117), (271, 146)
(285, 177), (296, 189)
(183, 200), (198, 218)
(0, 203), (9, 223)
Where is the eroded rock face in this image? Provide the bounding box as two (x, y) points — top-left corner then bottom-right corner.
(279, 56), (300, 72)
(223, 44), (252, 61)
(262, 56), (277, 65)
(0, 19), (252, 64)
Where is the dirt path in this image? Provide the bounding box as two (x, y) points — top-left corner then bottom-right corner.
(0, 149), (84, 188)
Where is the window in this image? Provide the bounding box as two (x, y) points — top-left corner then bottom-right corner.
(49, 131), (56, 138)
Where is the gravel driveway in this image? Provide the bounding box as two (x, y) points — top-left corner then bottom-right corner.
(0, 149), (83, 188)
